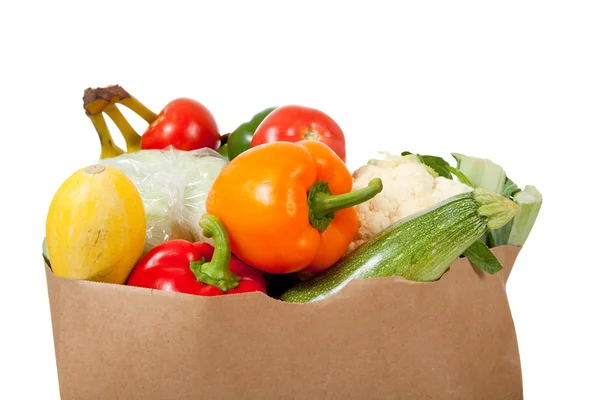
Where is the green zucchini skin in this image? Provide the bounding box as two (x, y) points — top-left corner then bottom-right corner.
(280, 191), (488, 303)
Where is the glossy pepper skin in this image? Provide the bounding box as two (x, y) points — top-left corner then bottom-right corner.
(227, 107), (276, 160)
(206, 140), (382, 274)
(126, 215), (266, 296)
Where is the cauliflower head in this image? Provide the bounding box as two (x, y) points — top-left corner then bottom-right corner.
(348, 154), (472, 253)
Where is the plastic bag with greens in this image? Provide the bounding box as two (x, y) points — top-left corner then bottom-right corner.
(98, 147), (227, 254)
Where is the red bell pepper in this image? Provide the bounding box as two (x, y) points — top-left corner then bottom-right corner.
(126, 214), (266, 296)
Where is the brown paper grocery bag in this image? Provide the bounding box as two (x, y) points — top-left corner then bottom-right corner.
(45, 245), (523, 400)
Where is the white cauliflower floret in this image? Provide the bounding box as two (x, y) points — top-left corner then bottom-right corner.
(348, 155), (472, 253)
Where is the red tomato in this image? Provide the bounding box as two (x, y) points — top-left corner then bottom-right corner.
(141, 98), (220, 151)
(250, 105), (346, 162)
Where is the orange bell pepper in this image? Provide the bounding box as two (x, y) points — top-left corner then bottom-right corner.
(206, 140), (382, 274)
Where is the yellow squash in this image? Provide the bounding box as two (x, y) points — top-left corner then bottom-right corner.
(46, 164), (146, 284)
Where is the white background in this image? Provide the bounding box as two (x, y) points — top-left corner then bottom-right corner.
(1, 1), (598, 398)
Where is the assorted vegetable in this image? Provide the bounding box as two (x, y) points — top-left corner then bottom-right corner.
(349, 153), (473, 253)
(386, 151), (542, 274)
(127, 215), (266, 296)
(452, 152), (506, 193)
(43, 85), (543, 303)
(45, 164), (146, 284)
(205, 140), (382, 274)
(507, 186), (543, 247)
(251, 105), (347, 162)
(281, 188), (518, 303)
(98, 147), (227, 254)
(140, 97), (221, 152)
(227, 107), (276, 160)
(217, 134), (230, 160)
(450, 152), (542, 248)
(83, 85), (221, 158)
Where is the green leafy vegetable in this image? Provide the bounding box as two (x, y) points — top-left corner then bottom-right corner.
(99, 148), (228, 254)
(400, 151), (541, 249)
(418, 155), (453, 179)
(452, 153), (511, 247)
(447, 165), (472, 186)
(402, 151), (454, 179)
(489, 218), (513, 247)
(452, 153), (506, 194)
(463, 239), (503, 274)
(507, 185), (543, 246)
(488, 177), (521, 245)
(501, 177), (521, 198)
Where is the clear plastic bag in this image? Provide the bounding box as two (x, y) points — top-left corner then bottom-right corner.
(98, 147), (227, 254)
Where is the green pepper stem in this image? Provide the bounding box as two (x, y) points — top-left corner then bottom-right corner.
(308, 178), (383, 232)
(312, 178), (383, 216)
(189, 214), (240, 292)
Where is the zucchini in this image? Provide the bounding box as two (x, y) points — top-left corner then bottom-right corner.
(280, 188), (517, 303)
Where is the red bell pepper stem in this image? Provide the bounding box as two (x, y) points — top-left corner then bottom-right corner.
(189, 214), (241, 292)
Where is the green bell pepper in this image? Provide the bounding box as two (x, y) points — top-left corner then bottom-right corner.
(217, 134), (230, 161)
(217, 143), (230, 160)
(228, 107), (276, 160)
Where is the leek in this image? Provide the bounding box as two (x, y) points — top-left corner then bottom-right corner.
(452, 153), (506, 194)
(507, 185), (543, 246)
(398, 151), (541, 249)
(452, 153), (508, 246)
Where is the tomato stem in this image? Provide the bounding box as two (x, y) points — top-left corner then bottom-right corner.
(303, 130), (320, 141)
